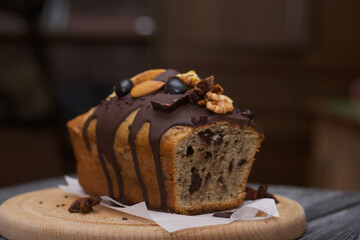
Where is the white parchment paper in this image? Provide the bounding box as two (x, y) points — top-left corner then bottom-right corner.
(59, 176), (279, 233)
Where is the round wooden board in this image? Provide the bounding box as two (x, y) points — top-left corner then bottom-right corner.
(0, 188), (305, 240)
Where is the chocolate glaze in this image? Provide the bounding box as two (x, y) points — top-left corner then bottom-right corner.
(153, 69), (179, 81)
(82, 69), (263, 209)
(82, 96), (143, 202)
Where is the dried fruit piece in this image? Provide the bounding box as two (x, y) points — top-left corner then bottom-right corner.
(131, 69), (165, 85)
(212, 84), (224, 94)
(130, 80), (165, 98)
(177, 70), (201, 88)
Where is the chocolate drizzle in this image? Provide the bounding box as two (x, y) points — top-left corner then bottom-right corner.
(82, 96), (143, 202)
(82, 69), (263, 209)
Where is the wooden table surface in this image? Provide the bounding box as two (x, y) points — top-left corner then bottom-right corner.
(1, 176), (359, 239)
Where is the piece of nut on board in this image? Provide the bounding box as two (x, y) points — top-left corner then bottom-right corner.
(131, 80), (165, 98)
(131, 69), (165, 85)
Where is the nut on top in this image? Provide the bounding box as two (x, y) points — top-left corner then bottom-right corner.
(112, 69), (234, 114)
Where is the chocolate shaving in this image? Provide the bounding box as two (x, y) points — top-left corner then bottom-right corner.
(68, 196), (101, 213)
(151, 94), (189, 113)
(245, 184), (279, 204)
(189, 76), (214, 102)
(197, 76), (214, 92)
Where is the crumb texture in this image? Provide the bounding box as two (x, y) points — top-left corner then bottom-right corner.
(174, 122), (261, 214)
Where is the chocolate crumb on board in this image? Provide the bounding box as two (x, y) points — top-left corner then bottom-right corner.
(68, 196), (101, 213)
(39, 201), (43, 204)
(122, 217), (128, 220)
(245, 184), (279, 204)
(64, 195), (68, 198)
(56, 204), (60, 207)
(257, 184), (268, 199)
(61, 204), (65, 206)
(213, 211), (234, 218)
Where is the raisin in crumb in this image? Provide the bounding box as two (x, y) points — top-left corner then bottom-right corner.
(56, 204), (60, 207)
(64, 195), (68, 198)
(39, 201), (43, 204)
(122, 217), (128, 220)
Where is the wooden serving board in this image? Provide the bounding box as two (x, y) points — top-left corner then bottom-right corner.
(0, 188), (305, 240)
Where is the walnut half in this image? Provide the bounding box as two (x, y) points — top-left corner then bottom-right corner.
(199, 92), (234, 114)
(206, 99), (233, 114)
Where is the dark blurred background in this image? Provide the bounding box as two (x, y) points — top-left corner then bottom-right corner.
(1, 0), (359, 190)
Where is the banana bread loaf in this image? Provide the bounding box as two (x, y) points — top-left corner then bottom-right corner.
(67, 69), (264, 215)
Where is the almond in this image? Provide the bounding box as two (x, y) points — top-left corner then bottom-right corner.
(131, 69), (165, 85)
(130, 80), (165, 98)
